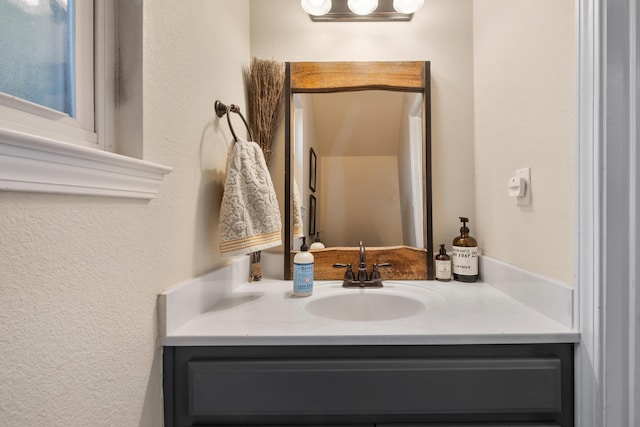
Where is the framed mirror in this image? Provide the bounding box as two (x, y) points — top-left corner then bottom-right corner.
(284, 61), (433, 280)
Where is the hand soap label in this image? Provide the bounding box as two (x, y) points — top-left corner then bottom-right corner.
(452, 246), (478, 276)
(435, 259), (452, 280)
(293, 262), (314, 296)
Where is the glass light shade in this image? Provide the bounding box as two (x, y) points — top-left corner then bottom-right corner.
(301, 0), (332, 16)
(347, 0), (378, 15)
(392, 0), (424, 14)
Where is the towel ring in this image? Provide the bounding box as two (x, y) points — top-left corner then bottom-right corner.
(215, 100), (253, 142)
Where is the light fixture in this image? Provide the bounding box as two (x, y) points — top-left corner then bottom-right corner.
(303, 0), (419, 22)
(347, 0), (378, 15)
(301, 0), (332, 16)
(392, 0), (423, 14)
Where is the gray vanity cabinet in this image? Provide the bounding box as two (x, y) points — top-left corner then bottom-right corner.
(163, 344), (573, 427)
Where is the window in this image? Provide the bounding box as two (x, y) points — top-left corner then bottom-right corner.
(0, 0), (99, 148)
(0, 0), (170, 199)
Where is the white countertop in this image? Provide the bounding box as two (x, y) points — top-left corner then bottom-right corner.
(159, 274), (579, 346)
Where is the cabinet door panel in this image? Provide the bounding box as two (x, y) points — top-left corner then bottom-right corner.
(380, 424), (560, 427)
(187, 358), (561, 417)
(202, 425), (373, 427)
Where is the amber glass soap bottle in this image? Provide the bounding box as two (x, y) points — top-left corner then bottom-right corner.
(435, 244), (451, 282)
(452, 217), (479, 282)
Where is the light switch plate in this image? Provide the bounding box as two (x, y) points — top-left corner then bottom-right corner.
(515, 167), (531, 206)
(508, 176), (525, 197)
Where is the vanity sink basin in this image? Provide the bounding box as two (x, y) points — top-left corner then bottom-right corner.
(305, 291), (426, 321)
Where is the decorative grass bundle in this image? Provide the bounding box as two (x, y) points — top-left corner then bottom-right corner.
(244, 58), (285, 281)
(244, 58), (285, 164)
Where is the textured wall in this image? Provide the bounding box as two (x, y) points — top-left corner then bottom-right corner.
(473, 0), (575, 285)
(250, 0), (477, 255)
(0, 1), (250, 425)
(0, 2), (576, 425)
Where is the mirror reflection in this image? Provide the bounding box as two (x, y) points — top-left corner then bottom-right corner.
(293, 90), (424, 248)
(284, 61), (433, 280)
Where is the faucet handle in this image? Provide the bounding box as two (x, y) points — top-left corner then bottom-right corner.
(334, 263), (356, 287)
(370, 263), (391, 281)
(333, 263), (356, 281)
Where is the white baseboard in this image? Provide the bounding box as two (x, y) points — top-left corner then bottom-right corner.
(480, 256), (574, 329)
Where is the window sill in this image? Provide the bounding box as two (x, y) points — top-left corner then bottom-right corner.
(0, 128), (172, 199)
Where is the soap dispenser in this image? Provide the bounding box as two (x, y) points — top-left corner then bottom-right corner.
(293, 237), (314, 297)
(309, 232), (325, 250)
(452, 217), (479, 282)
(435, 244), (452, 282)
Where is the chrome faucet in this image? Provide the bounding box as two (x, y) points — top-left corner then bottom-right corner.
(333, 241), (391, 288)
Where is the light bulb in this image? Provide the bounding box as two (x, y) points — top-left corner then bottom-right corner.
(347, 0), (378, 15)
(301, 0), (332, 16)
(392, 0), (424, 14)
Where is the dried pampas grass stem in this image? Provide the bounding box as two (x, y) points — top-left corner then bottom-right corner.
(244, 58), (285, 164)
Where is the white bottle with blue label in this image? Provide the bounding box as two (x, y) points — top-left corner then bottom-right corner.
(293, 237), (314, 297)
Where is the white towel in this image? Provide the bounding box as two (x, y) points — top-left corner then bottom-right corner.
(219, 140), (282, 256)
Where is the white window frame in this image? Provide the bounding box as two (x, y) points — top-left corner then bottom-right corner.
(0, 0), (171, 199)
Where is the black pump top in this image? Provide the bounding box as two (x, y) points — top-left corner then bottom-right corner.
(459, 216), (470, 234)
(439, 244), (447, 255)
(300, 237), (309, 251)
(314, 232), (322, 242)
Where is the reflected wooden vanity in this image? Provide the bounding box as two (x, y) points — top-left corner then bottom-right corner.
(290, 245), (429, 280)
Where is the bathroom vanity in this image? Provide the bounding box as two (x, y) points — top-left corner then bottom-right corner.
(164, 343), (573, 426)
(160, 260), (578, 427)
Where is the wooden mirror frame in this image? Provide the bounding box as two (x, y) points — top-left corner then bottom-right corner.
(284, 61), (433, 280)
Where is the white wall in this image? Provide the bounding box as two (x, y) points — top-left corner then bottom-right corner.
(292, 94), (320, 248)
(320, 156), (403, 246)
(398, 93), (424, 247)
(0, 1), (250, 425)
(251, 0), (476, 254)
(473, 0), (575, 284)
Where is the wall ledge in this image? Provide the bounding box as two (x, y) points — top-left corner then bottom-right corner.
(0, 127), (172, 199)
